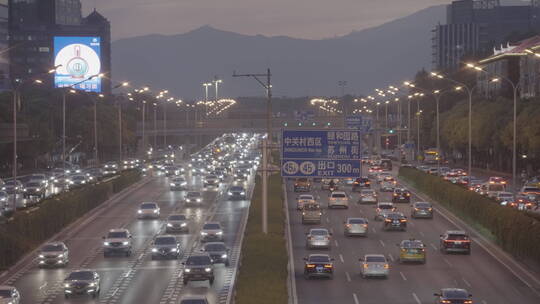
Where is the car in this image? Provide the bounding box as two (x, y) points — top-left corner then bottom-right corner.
(358, 189), (378, 204)
(306, 228), (332, 249)
(302, 203), (322, 224)
(233, 172), (248, 184)
(151, 235), (181, 260)
(352, 177), (370, 191)
(382, 212), (407, 231)
(359, 254), (389, 278)
(200, 222), (224, 242)
(0, 286), (20, 304)
(201, 242), (230, 266)
(38, 242), (69, 267)
(85, 168), (104, 181)
(328, 191), (349, 209)
(2, 180), (22, 194)
(203, 174), (220, 188)
(163, 165), (179, 177)
(344, 217), (368, 237)
(23, 181), (45, 199)
(392, 188), (411, 203)
(179, 296), (210, 304)
(303, 254), (334, 279)
(182, 254), (214, 285)
(166, 214), (189, 233)
(380, 179), (396, 192)
(169, 177), (188, 191)
(102, 229), (132, 257)
(488, 176), (507, 185)
(397, 239), (426, 263)
(102, 161), (118, 175)
(52, 175), (72, 188)
(507, 196), (536, 210)
(294, 178), (312, 192)
(70, 174), (88, 186)
(411, 201), (434, 218)
(374, 202), (396, 221)
(496, 191), (515, 204)
(376, 172), (392, 183)
(137, 202), (160, 219)
(434, 288), (473, 304)
(63, 269), (100, 298)
(440, 230), (471, 254)
(321, 178), (339, 190)
(227, 186), (247, 200)
(368, 166), (383, 178)
(28, 174), (49, 186)
(443, 172), (461, 183)
(184, 191), (203, 204)
(427, 167), (439, 175)
(297, 194), (315, 210)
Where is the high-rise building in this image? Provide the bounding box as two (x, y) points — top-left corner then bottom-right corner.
(0, 0), (8, 90)
(8, 0), (111, 93)
(432, 0), (540, 70)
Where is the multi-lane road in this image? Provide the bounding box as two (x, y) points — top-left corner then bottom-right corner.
(285, 167), (540, 304)
(1, 160), (255, 304)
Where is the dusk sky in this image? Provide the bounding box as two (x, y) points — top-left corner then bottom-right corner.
(83, 0), (452, 41)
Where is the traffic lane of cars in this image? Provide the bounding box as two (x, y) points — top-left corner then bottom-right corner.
(287, 180), (540, 304)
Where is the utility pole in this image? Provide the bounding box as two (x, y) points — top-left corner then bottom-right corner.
(233, 68), (272, 234)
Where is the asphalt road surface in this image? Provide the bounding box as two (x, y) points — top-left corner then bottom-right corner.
(285, 169), (540, 304)
(2, 167), (255, 304)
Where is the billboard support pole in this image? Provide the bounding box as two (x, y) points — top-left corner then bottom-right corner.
(12, 89), (18, 211)
(94, 98), (99, 164)
(63, 90), (66, 173)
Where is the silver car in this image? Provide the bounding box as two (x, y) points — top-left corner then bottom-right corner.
(200, 222), (224, 242)
(184, 191), (203, 204)
(0, 286), (20, 304)
(328, 191), (349, 209)
(166, 214), (189, 233)
(344, 218), (368, 237)
(38, 242), (69, 267)
(297, 194), (316, 210)
(374, 202), (396, 221)
(102, 229), (132, 257)
(137, 202), (160, 219)
(306, 228), (332, 249)
(359, 254), (389, 278)
(359, 189), (378, 204)
(411, 201), (434, 219)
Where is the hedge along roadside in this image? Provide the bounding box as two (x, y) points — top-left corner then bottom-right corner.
(0, 169), (141, 270)
(399, 167), (540, 263)
(235, 174), (288, 304)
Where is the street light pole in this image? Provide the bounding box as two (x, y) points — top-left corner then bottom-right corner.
(142, 100), (146, 157)
(153, 102), (157, 149)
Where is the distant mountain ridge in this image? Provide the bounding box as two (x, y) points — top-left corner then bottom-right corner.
(112, 5), (446, 99)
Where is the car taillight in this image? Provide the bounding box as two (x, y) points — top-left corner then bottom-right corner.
(362, 224), (368, 228)
(393, 194), (398, 197)
(384, 219), (391, 223)
(441, 300), (451, 304)
(324, 264), (333, 268)
(384, 264), (389, 269)
(464, 300), (472, 304)
(400, 219), (407, 222)
(363, 264), (368, 268)
(306, 264), (315, 268)
(346, 224), (352, 228)
(406, 193), (410, 196)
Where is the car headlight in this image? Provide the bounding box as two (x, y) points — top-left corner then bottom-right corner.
(64, 283), (71, 288)
(205, 267), (212, 272)
(201, 232), (208, 235)
(137, 210), (142, 214)
(181, 182), (187, 186)
(151, 248), (158, 252)
(58, 254), (64, 258)
(196, 198), (202, 202)
(240, 192), (245, 195)
(184, 268), (191, 273)
(39, 254), (44, 258)
(216, 231), (223, 235)
(228, 192), (233, 195)
(153, 209), (158, 213)
(167, 223), (173, 227)
(104, 242), (110, 246)
(89, 283), (95, 287)
(23, 189), (27, 192)
(122, 241), (129, 245)
(170, 183), (175, 187)
(171, 248), (177, 252)
(221, 254), (227, 258)
(181, 223), (187, 227)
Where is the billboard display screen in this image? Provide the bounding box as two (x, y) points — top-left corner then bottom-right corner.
(54, 36), (102, 92)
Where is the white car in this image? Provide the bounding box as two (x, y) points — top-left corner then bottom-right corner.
(103, 229), (132, 257)
(201, 222), (224, 242)
(203, 175), (220, 188)
(496, 192), (515, 204)
(359, 254), (389, 278)
(297, 194), (316, 210)
(376, 173), (393, 183)
(0, 286), (20, 303)
(328, 191), (349, 209)
(137, 202), (160, 219)
(359, 189), (378, 204)
(374, 202), (396, 221)
(380, 180), (396, 192)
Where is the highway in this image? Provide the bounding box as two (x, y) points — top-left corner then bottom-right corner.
(285, 167), (540, 304)
(1, 146), (256, 304)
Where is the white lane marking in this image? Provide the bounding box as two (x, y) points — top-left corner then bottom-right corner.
(124, 269), (132, 278)
(339, 254), (345, 263)
(412, 292), (422, 304)
(39, 282), (47, 290)
(400, 271), (407, 281)
(371, 228), (377, 233)
(419, 231), (425, 237)
(463, 277), (471, 287)
(326, 217), (330, 223)
(334, 240), (339, 247)
(388, 253), (395, 262)
(443, 258), (452, 267)
(345, 271), (351, 282)
(379, 239), (386, 247)
(111, 287), (119, 297)
(430, 243), (438, 251)
(353, 293), (360, 304)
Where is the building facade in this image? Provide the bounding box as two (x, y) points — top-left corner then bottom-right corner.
(8, 0), (111, 93)
(433, 0), (540, 70)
